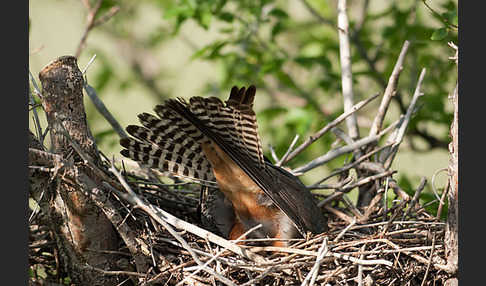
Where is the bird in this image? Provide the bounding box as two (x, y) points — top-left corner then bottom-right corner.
(120, 85), (327, 246)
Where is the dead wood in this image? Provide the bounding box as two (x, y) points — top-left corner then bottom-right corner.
(30, 56), (133, 285)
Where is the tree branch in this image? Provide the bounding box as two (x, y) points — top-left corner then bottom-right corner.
(337, 0), (360, 140)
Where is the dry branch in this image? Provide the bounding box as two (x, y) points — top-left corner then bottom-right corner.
(337, 0), (360, 140)
(33, 56), (125, 285)
(75, 0), (120, 58)
(283, 93), (379, 165)
(293, 116), (400, 174)
(369, 40), (410, 137)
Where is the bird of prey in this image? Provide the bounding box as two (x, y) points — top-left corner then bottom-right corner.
(120, 85), (327, 246)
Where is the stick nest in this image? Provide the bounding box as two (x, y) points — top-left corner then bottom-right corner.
(29, 165), (451, 285)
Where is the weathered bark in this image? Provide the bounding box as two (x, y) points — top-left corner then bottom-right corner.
(34, 56), (121, 285)
(444, 82), (458, 285)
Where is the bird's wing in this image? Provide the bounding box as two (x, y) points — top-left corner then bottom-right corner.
(164, 86), (327, 235)
(120, 110), (217, 186)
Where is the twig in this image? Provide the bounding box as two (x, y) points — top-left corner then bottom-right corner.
(431, 167), (448, 201)
(248, 246), (316, 257)
(337, 0), (360, 140)
(317, 170), (396, 207)
(29, 71), (44, 144)
(177, 224), (264, 286)
(276, 134), (300, 166)
(301, 238), (329, 286)
(383, 68), (427, 168)
(105, 164), (268, 264)
(331, 252), (392, 267)
(334, 218), (357, 242)
(75, 0), (120, 58)
(402, 177), (427, 219)
(81, 54), (97, 75)
(310, 143), (393, 186)
(421, 0), (458, 29)
(75, 0), (103, 58)
(342, 194), (364, 219)
(357, 245), (365, 286)
(369, 40), (410, 137)
(299, 0), (335, 26)
(107, 162), (238, 286)
(83, 263), (147, 277)
(84, 83), (129, 139)
(420, 231), (436, 286)
(308, 175), (353, 190)
(293, 115), (399, 174)
(284, 93), (379, 165)
(436, 180), (450, 219)
(340, 171), (397, 194)
(331, 127), (355, 146)
(80, 54), (129, 139)
(383, 177), (389, 222)
(324, 205), (355, 224)
(269, 144), (280, 163)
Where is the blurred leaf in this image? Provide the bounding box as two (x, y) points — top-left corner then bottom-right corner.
(275, 70), (297, 90)
(285, 107), (314, 134)
(258, 106), (288, 120)
(92, 62), (113, 93)
(442, 10), (458, 26)
(261, 58), (284, 73)
(191, 41), (228, 60)
(271, 21), (285, 39)
(198, 8), (212, 29)
(219, 11), (234, 22)
(430, 27), (448, 40)
(94, 128), (116, 144)
(163, 5), (193, 19)
(269, 8), (288, 19)
(294, 56), (331, 69)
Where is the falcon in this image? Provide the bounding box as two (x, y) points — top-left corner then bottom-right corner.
(120, 85), (327, 246)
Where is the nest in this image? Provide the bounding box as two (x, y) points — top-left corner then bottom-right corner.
(29, 165), (451, 285)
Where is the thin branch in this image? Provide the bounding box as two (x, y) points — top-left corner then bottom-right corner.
(382, 68), (426, 168)
(293, 117), (401, 174)
(337, 0), (360, 140)
(420, 232), (437, 286)
(269, 144), (280, 163)
(284, 93), (379, 165)
(369, 40), (410, 137)
(81, 54), (97, 75)
(299, 0), (335, 26)
(276, 134), (299, 167)
(84, 83), (128, 138)
(177, 224), (263, 286)
(402, 177), (427, 219)
(106, 162), (238, 286)
(83, 263), (146, 277)
(436, 179), (450, 219)
(331, 252), (393, 267)
(317, 170), (396, 207)
(301, 238), (329, 286)
(310, 142), (393, 186)
(333, 218), (357, 243)
(29, 71), (44, 144)
(105, 164), (268, 264)
(431, 167), (448, 201)
(75, 0), (120, 58)
(421, 0), (458, 29)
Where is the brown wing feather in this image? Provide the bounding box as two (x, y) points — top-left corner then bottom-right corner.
(165, 86), (327, 235)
